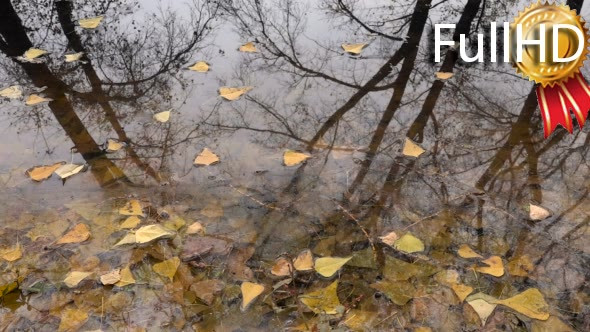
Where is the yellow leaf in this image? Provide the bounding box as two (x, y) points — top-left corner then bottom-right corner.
(0, 244), (22, 262)
(153, 110), (171, 123)
(497, 288), (550, 321)
(114, 232), (136, 246)
(135, 224), (175, 244)
(23, 48), (48, 60)
(457, 244), (483, 259)
(379, 231), (398, 246)
(25, 94), (52, 105)
(507, 255), (534, 277)
(119, 199), (143, 216)
(370, 280), (416, 305)
(201, 201), (223, 218)
(0, 85), (22, 99)
(188, 61), (209, 72)
(531, 316), (574, 332)
(271, 257), (293, 277)
(283, 150), (310, 166)
(58, 308), (89, 332)
(100, 269), (121, 285)
(26, 162), (65, 181)
(153, 257), (180, 281)
(238, 42), (258, 53)
(314, 256), (352, 278)
(435, 72), (454, 80)
(393, 233), (424, 253)
(65, 52), (84, 62)
(451, 283), (474, 302)
(293, 249), (314, 271)
(530, 204), (551, 221)
(78, 16), (104, 29)
(300, 280), (341, 314)
(434, 269), (459, 286)
(56, 224), (90, 244)
(342, 43), (368, 55)
(343, 310), (378, 331)
(194, 148), (220, 166)
(402, 138), (425, 157)
(475, 256), (504, 277)
(467, 298), (497, 326)
(186, 222), (205, 235)
(240, 281), (265, 310)
(219, 86), (253, 101)
(54, 163), (84, 179)
(64, 271), (92, 288)
(115, 266), (135, 287)
(106, 139), (124, 152)
(120, 216), (141, 229)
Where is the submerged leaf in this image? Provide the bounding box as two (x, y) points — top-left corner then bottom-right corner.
(457, 244), (483, 259)
(186, 222), (205, 235)
(119, 200), (143, 216)
(507, 255), (534, 277)
(475, 256), (504, 277)
(54, 163), (84, 179)
(135, 224), (175, 244)
(293, 249), (314, 271)
(393, 233), (424, 253)
(341, 43), (368, 55)
(115, 266), (135, 287)
(153, 257), (180, 281)
(64, 271), (92, 288)
(241, 281), (265, 310)
(120, 216), (141, 229)
(219, 86), (253, 100)
(79, 16), (104, 29)
(188, 61), (209, 72)
(153, 110), (171, 123)
(314, 256), (351, 278)
(402, 138), (425, 157)
(58, 308), (89, 332)
(26, 162), (65, 181)
(56, 224), (90, 244)
(238, 42), (258, 53)
(300, 280), (341, 314)
(194, 148), (220, 166)
(0, 244), (22, 262)
(0, 86), (23, 99)
(283, 150), (310, 166)
(370, 280), (416, 306)
(25, 94), (52, 105)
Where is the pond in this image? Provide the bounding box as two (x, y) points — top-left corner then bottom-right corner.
(0, 0), (589, 331)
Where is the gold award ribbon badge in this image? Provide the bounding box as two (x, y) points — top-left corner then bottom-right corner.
(511, 2), (590, 137)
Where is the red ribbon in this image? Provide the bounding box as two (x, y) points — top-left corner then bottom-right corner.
(536, 73), (590, 138)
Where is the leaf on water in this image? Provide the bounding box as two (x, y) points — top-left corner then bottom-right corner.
(402, 138), (425, 157)
(529, 204), (551, 221)
(475, 256), (504, 277)
(25, 94), (52, 105)
(283, 150), (310, 166)
(23, 48), (48, 60)
(467, 298), (497, 326)
(271, 257), (293, 277)
(120, 216), (141, 229)
(188, 61), (209, 72)
(314, 256), (352, 278)
(393, 233), (424, 253)
(106, 139), (124, 152)
(507, 255), (534, 277)
(119, 199), (143, 216)
(78, 16), (104, 29)
(238, 42), (258, 53)
(153, 257), (180, 281)
(64, 271), (92, 288)
(186, 222), (205, 235)
(58, 308), (89, 332)
(435, 72), (454, 80)
(457, 244), (483, 259)
(100, 269), (121, 285)
(26, 162), (65, 181)
(194, 148), (220, 166)
(56, 224), (90, 244)
(293, 249), (314, 271)
(370, 280), (416, 306)
(379, 231), (398, 246)
(496, 288), (550, 320)
(65, 52), (84, 62)
(153, 110), (171, 123)
(300, 280), (341, 314)
(0, 244), (22, 262)
(135, 224), (175, 244)
(114, 232), (136, 247)
(115, 266), (135, 287)
(219, 86), (253, 101)
(341, 43), (368, 55)
(54, 163), (84, 179)
(451, 283), (474, 302)
(0, 86), (22, 99)
(240, 281), (265, 310)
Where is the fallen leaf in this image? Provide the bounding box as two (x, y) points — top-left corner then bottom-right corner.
(293, 249), (314, 271)
(370, 280), (416, 305)
(0, 86), (22, 99)
(475, 256), (504, 277)
(497, 288), (550, 320)
(54, 163), (84, 179)
(341, 43), (368, 55)
(507, 255), (534, 277)
(457, 244), (483, 259)
(238, 42), (258, 53)
(100, 269), (121, 285)
(186, 222), (205, 235)
(530, 204), (551, 221)
(240, 281), (265, 310)
(379, 231), (398, 246)
(0, 244), (22, 262)
(153, 110), (171, 123)
(393, 233), (424, 253)
(314, 256), (352, 278)
(283, 150), (310, 166)
(115, 266), (135, 287)
(58, 308), (89, 332)
(219, 86), (253, 100)
(56, 224), (90, 244)
(402, 138), (425, 157)
(434, 270), (460, 286)
(106, 139), (124, 152)
(531, 316), (574, 332)
(194, 148), (220, 166)
(467, 298), (497, 326)
(26, 162), (65, 181)
(25, 94), (52, 105)
(114, 232), (136, 246)
(65, 52), (84, 62)
(79, 16), (104, 29)
(188, 61), (209, 72)
(135, 224), (175, 244)
(23, 48), (48, 60)
(119, 199), (143, 216)
(271, 257), (293, 277)
(383, 256), (439, 281)
(153, 257), (180, 281)
(435, 72), (454, 80)
(300, 280), (341, 314)
(343, 310), (378, 331)
(190, 279), (225, 305)
(181, 236), (232, 261)
(64, 271), (92, 288)
(120, 216), (141, 229)
(200, 201), (224, 218)
(451, 283), (474, 302)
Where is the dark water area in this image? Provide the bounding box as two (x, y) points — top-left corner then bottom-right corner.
(0, 0), (589, 331)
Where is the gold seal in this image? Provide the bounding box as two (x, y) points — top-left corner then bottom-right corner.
(511, 2), (589, 87)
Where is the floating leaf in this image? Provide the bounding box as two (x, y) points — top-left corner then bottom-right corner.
(467, 298), (497, 326)
(530, 204), (551, 221)
(283, 150), (310, 166)
(271, 257), (293, 277)
(379, 231), (398, 246)
(56, 224), (90, 244)
(65, 52), (84, 62)
(507, 255), (534, 277)
(370, 280), (416, 305)
(219, 86), (253, 101)
(0, 86), (22, 99)
(26, 162), (65, 181)
(300, 280), (341, 314)
(119, 200), (143, 216)
(114, 232), (136, 246)
(451, 283), (474, 302)
(314, 256), (351, 278)
(153, 110), (171, 123)
(194, 148), (220, 166)
(25, 94), (52, 105)
(23, 48), (48, 60)
(54, 163), (84, 179)
(58, 308), (89, 332)
(476, 256), (504, 277)
(115, 266), (135, 287)
(79, 16), (104, 29)
(497, 288), (550, 320)
(186, 222), (205, 235)
(238, 42), (258, 53)
(435, 72), (454, 80)
(135, 224), (175, 244)
(153, 257), (180, 281)
(100, 269), (121, 285)
(120, 216), (141, 229)
(241, 281), (265, 310)
(188, 61), (209, 72)
(341, 43), (368, 55)
(64, 271), (92, 288)
(402, 138), (425, 157)
(293, 249), (314, 271)
(106, 139), (124, 152)
(0, 244), (22, 262)
(393, 233), (424, 253)
(457, 244), (483, 259)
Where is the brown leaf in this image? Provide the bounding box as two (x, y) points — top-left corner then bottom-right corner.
(100, 269), (121, 285)
(56, 224), (90, 244)
(181, 236), (232, 261)
(378, 231), (398, 246)
(293, 249), (314, 271)
(190, 279), (225, 305)
(271, 257), (293, 277)
(194, 148), (220, 166)
(0, 244), (22, 262)
(475, 256), (504, 277)
(26, 162), (65, 181)
(452, 283), (474, 302)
